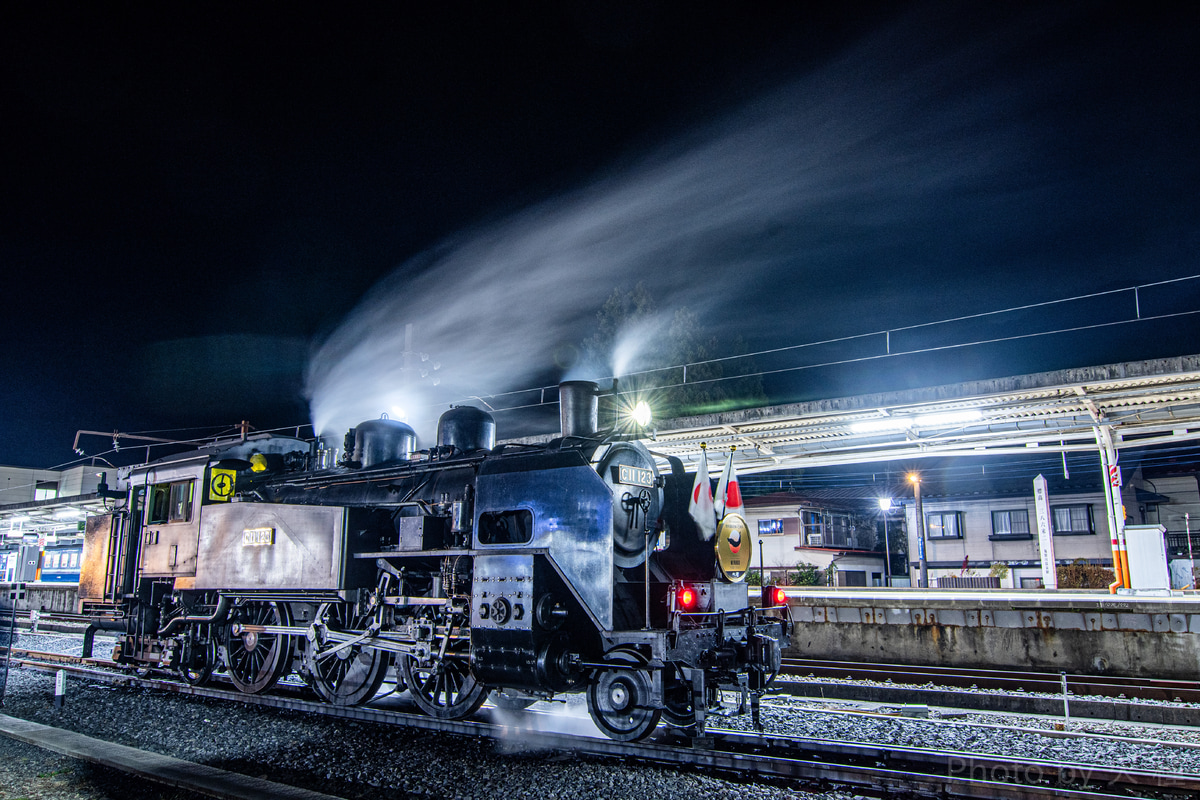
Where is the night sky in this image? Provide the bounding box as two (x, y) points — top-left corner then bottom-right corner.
(2, 3), (1197, 469)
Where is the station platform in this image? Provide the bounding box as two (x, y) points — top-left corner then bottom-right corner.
(776, 588), (1200, 679)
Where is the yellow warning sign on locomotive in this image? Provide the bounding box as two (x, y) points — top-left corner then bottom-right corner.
(715, 513), (752, 582)
(208, 468), (236, 502)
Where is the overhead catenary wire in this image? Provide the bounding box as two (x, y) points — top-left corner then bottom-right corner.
(444, 273), (1200, 414)
(32, 276), (1200, 473)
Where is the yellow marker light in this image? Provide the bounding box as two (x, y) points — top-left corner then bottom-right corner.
(249, 453), (269, 473)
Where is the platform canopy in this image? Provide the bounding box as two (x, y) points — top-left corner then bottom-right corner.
(512, 355), (1200, 475)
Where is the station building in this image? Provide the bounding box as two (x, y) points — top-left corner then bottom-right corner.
(901, 460), (1200, 591)
(0, 465), (110, 584)
(746, 492), (889, 588)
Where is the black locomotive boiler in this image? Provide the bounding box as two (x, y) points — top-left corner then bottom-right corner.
(78, 380), (790, 741)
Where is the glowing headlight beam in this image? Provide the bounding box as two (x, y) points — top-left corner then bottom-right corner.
(631, 400), (653, 428)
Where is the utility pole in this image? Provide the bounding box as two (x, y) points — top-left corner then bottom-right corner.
(882, 512), (891, 588)
(910, 473), (928, 589)
(878, 497), (893, 588)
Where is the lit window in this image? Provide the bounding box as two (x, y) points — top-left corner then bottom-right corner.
(925, 511), (963, 539)
(758, 519), (783, 535)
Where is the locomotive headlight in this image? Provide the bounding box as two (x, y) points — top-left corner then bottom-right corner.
(631, 400), (652, 427)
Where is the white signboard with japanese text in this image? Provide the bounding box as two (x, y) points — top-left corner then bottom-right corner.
(1034, 474), (1058, 589)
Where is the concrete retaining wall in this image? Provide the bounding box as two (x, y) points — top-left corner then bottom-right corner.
(782, 589), (1200, 680)
(1, 583), (79, 615)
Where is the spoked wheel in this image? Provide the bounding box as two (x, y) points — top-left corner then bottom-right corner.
(223, 600), (294, 694)
(179, 627), (219, 687)
(587, 649), (662, 742)
(304, 602), (391, 706)
(400, 638), (486, 720)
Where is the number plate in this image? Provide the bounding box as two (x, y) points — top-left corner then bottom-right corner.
(614, 464), (653, 488)
(241, 527), (275, 547)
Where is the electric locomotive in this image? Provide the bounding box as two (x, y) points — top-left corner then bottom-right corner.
(78, 380), (790, 741)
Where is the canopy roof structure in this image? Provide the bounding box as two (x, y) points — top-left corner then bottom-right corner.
(627, 355), (1200, 474)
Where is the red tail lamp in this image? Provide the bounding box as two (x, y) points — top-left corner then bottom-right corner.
(772, 586), (788, 606)
(677, 586), (697, 610)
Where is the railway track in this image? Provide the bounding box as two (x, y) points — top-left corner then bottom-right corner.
(3, 609), (92, 623)
(784, 657), (1200, 703)
(17, 618), (1198, 704)
(6, 648), (1199, 799)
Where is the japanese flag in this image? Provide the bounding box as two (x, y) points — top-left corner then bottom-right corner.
(715, 452), (744, 520)
(688, 447), (716, 540)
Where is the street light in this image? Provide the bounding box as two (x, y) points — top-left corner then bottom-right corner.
(877, 497), (892, 588)
(909, 473), (928, 589)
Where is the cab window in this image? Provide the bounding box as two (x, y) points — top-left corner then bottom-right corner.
(478, 510), (533, 545)
(147, 480), (195, 524)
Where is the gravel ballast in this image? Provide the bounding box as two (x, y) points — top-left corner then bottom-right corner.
(1, 633), (842, 800)
(4, 630), (1200, 798)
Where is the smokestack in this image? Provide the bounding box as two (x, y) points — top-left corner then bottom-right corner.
(559, 380), (599, 438)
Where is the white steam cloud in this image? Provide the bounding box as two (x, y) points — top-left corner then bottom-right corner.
(306, 7), (1072, 445)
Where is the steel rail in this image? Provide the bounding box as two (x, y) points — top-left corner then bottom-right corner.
(784, 658), (1200, 704)
(8, 652), (1197, 799)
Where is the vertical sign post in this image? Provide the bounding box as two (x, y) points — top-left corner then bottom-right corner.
(1034, 474), (1058, 589)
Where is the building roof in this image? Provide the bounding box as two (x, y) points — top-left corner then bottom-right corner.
(746, 489), (881, 511)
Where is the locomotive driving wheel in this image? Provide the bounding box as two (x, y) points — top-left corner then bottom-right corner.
(304, 602), (391, 706)
(586, 648), (662, 742)
(400, 638), (486, 720)
(179, 627), (218, 687)
(223, 600), (294, 694)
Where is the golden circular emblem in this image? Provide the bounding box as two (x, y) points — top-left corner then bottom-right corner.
(715, 513), (752, 582)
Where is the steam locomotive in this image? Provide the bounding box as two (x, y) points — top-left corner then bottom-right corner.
(78, 380), (790, 741)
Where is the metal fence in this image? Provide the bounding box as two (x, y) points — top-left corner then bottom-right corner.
(1167, 533), (1200, 558)
(0, 584), (23, 706)
(935, 576), (1002, 589)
